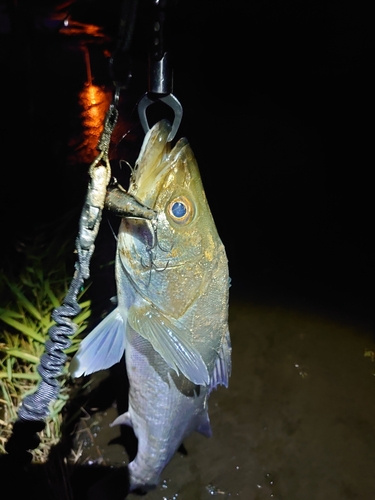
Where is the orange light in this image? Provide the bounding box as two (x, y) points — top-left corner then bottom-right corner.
(74, 84), (112, 164)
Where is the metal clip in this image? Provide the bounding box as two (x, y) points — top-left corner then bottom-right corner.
(138, 91), (182, 142)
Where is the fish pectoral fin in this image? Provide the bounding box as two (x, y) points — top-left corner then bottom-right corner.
(69, 307), (126, 378)
(209, 328), (232, 392)
(128, 304), (210, 386)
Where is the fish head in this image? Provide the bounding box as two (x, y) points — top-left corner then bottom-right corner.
(118, 120), (228, 319)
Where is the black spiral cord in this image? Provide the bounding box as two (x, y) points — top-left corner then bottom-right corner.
(5, 98), (120, 462)
(18, 279), (80, 423)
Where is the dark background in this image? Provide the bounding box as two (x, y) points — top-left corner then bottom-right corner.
(0, 0), (373, 324)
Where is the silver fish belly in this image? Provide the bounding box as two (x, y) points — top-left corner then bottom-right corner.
(70, 120), (231, 492)
(114, 305), (211, 490)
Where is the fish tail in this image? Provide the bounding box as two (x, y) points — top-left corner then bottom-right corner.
(128, 460), (159, 492)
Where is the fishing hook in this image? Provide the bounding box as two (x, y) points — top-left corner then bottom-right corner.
(140, 218), (171, 286)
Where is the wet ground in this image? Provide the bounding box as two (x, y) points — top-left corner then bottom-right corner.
(1, 293), (374, 500)
(66, 295), (374, 500)
(0, 1), (374, 499)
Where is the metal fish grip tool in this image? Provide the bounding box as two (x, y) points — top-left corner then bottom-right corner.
(109, 0), (182, 142)
(138, 0), (183, 142)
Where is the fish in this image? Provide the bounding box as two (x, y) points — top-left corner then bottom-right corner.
(70, 119), (231, 492)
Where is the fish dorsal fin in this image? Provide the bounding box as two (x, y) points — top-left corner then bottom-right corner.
(69, 308), (126, 378)
(209, 329), (232, 392)
(128, 304), (210, 386)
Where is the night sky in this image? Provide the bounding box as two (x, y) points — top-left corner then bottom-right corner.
(0, 0), (373, 323)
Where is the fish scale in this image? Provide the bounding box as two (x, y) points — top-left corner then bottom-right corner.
(120, 327), (210, 490)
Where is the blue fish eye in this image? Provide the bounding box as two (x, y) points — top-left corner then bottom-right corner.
(171, 202), (186, 218)
(168, 196), (193, 224)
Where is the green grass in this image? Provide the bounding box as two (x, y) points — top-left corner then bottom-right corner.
(0, 228), (91, 461)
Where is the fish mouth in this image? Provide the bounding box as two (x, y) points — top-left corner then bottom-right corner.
(129, 120), (186, 207)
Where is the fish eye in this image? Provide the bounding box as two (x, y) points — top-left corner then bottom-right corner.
(171, 202), (186, 218)
(167, 196), (194, 225)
